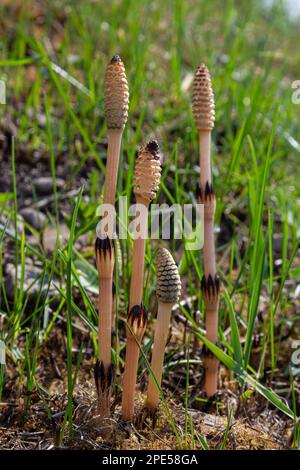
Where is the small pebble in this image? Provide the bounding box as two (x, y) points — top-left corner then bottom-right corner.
(20, 208), (47, 231)
(42, 224), (70, 255)
(4, 262), (47, 300)
(32, 176), (65, 195)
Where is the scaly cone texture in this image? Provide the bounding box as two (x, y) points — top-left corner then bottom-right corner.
(121, 141), (161, 422)
(95, 236), (115, 418)
(129, 140), (162, 308)
(145, 248), (181, 413)
(133, 140), (161, 204)
(193, 64), (220, 397)
(192, 64), (215, 131)
(156, 248), (181, 304)
(103, 55), (129, 206)
(193, 65), (215, 202)
(104, 55), (129, 130)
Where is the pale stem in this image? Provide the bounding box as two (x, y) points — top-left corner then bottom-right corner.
(98, 277), (113, 368)
(205, 308), (218, 344)
(199, 129), (219, 397)
(121, 337), (140, 421)
(122, 196), (149, 420)
(199, 130), (211, 189)
(129, 196), (149, 309)
(203, 217), (216, 278)
(205, 358), (218, 397)
(103, 128), (123, 205)
(129, 237), (146, 308)
(97, 385), (112, 419)
(146, 302), (172, 412)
